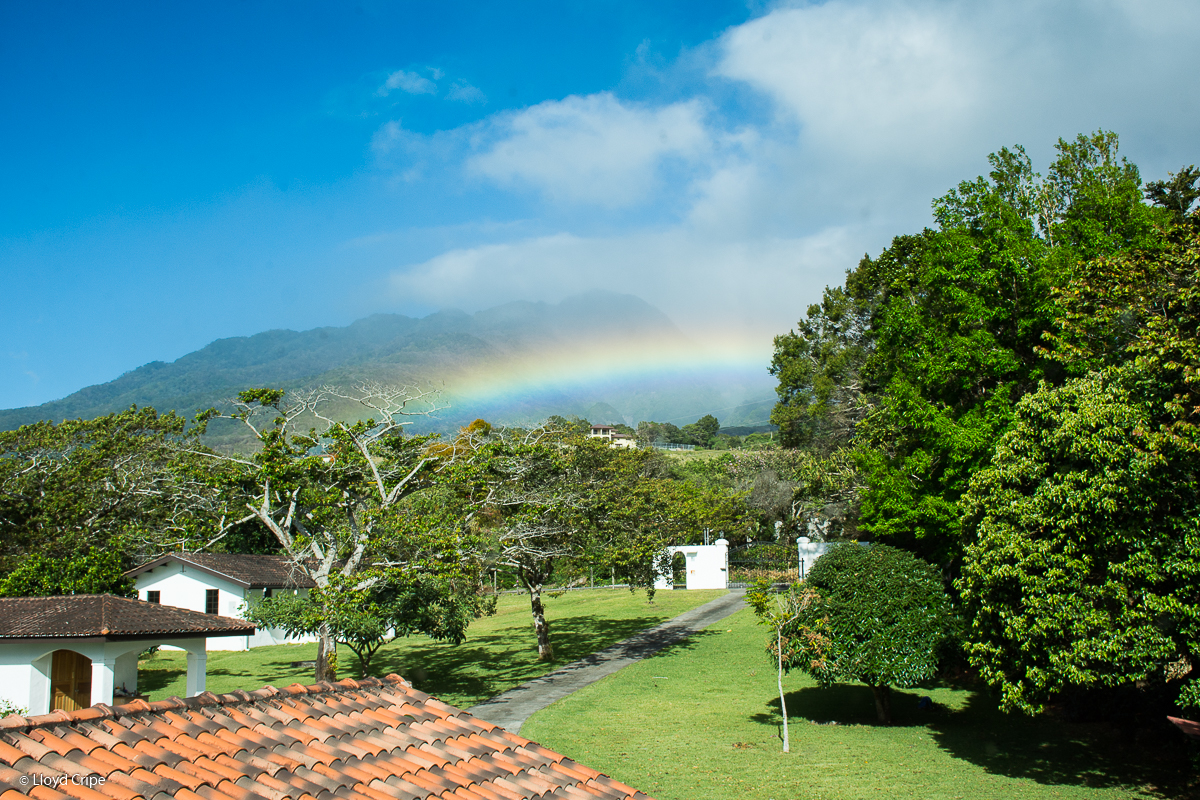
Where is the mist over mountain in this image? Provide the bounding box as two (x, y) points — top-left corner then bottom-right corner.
(0, 292), (776, 437)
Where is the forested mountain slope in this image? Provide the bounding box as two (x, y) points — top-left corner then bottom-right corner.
(0, 292), (774, 436)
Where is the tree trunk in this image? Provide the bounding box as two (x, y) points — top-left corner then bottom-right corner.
(871, 684), (892, 725)
(778, 625), (790, 753)
(315, 623), (337, 682)
(528, 584), (554, 661)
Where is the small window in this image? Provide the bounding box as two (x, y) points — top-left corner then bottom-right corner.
(263, 588), (273, 599)
(205, 589), (219, 615)
(146, 591), (160, 604)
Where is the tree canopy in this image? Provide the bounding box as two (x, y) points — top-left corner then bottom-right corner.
(196, 384), (486, 680)
(768, 130), (1200, 718)
(770, 132), (1176, 568)
(751, 543), (954, 724)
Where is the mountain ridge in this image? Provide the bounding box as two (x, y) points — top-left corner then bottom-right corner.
(0, 292), (775, 435)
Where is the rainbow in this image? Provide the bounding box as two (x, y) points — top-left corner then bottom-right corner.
(429, 330), (778, 427)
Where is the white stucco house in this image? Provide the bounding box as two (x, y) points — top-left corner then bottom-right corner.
(0, 594), (253, 715)
(588, 424), (637, 449)
(125, 553), (318, 651)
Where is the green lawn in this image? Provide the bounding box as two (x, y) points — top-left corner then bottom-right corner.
(522, 607), (1193, 800)
(138, 587), (724, 709)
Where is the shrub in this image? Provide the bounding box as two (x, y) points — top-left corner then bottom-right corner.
(772, 543), (954, 723)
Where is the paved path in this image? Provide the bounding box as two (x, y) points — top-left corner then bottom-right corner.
(467, 590), (747, 733)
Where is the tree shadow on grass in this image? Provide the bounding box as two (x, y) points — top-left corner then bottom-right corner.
(751, 683), (932, 729)
(748, 684), (1194, 797)
(370, 612), (704, 706)
(925, 691), (1194, 799)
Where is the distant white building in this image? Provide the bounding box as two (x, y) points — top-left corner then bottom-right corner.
(589, 424), (637, 449)
(654, 539), (729, 591)
(126, 553), (318, 651)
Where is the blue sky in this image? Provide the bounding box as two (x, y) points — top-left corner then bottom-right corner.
(3, 0), (1199, 410)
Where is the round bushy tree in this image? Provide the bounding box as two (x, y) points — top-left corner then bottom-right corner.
(958, 367), (1200, 716)
(780, 543), (954, 723)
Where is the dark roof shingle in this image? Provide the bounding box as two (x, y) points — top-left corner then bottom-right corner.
(0, 595), (254, 639)
(126, 554), (317, 590)
(0, 675), (652, 800)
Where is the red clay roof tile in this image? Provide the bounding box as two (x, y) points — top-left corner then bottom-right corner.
(475, 778), (525, 800)
(0, 677), (649, 800)
(27, 786), (70, 800)
(377, 775), (431, 800)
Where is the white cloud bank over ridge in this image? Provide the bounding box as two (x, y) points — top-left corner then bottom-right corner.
(379, 0), (1200, 349)
(389, 226), (857, 356)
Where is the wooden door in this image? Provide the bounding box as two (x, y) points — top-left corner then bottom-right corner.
(50, 650), (92, 711)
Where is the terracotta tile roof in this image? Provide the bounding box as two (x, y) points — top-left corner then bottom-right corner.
(0, 596), (254, 640)
(0, 675), (652, 800)
(126, 555), (317, 590)
(1168, 715), (1200, 739)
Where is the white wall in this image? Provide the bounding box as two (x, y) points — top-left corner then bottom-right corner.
(0, 637), (209, 715)
(134, 562), (315, 651)
(655, 539), (729, 591)
(242, 587), (317, 649)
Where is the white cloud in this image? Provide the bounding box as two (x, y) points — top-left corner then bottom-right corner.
(388, 223), (860, 346)
(378, 0), (1200, 342)
(447, 81), (486, 104)
(718, 2), (984, 163)
(378, 69), (437, 96)
(715, 0), (1200, 171)
(468, 93), (715, 207)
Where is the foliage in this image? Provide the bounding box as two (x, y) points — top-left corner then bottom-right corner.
(450, 422), (593, 661)
(758, 544), (954, 723)
(747, 578), (823, 751)
(456, 424), (746, 660)
(958, 365), (1200, 715)
(677, 448), (860, 541)
(957, 209), (1200, 716)
(680, 414), (721, 448)
(195, 384), (483, 680)
(634, 420), (692, 447)
(769, 132), (1172, 568)
(544, 415), (592, 437)
(0, 406), (230, 573)
(0, 547), (133, 597)
(636, 417), (724, 448)
(1144, 164), (1200, 223)
(0, 700), (26, 718)
(523, 607), (1194, 800)
(770, 284), (872, 452)
(1049, 208), (1200, 418)
(245, 571), (489, 678)
(588, 446), (750, 595)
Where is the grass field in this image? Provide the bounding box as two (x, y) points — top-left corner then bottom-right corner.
(522, 607), (1194, 800)
(138, 587), (723, 709)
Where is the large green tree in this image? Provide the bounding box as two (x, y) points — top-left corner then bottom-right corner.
(770, 132), (1169, 567)
(197, 384), (485, 681)
(588, 445), (750, 595)
(459, 424), (745, 660)
(959, 205), (1200, 716)
(680, 414), (721, 448)
(0, 406), (231, 574)
(450, 421), (601, 661)
(958, 366), (1199, 715)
